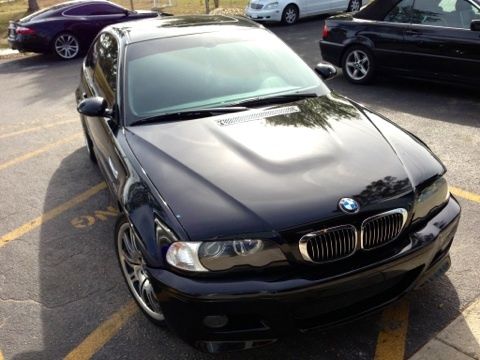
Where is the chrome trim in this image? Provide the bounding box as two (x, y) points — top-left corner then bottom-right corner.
(108, 157), (119, 179)
(216, 106), (300, 126)
(360, 208), (408, 250)
(299, 224), (357, 263)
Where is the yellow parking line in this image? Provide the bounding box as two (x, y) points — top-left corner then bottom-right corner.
(64, 301), (137, 360)
(450, 186), (480, 204)
(0, 133), (82, 171)
(0, 349), (4, 360)
(374, 300), (410, 360)
(0, 182), (107, 248)
(0, 119), (77, 140)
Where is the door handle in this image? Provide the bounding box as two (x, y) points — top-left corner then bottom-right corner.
(108, 157), (119, 180)
(405, 30), (419, 35)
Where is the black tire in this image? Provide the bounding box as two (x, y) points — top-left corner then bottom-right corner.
(83, 129), (97, 164)
(52, 32), (80, 60)
(342, 45), (375, 85)
(282, 4), (299, 25)
(115, 215), (166, 326)
(347, 0), (362, 12)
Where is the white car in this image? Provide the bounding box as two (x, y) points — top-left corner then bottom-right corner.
(244, 0), (362, 25)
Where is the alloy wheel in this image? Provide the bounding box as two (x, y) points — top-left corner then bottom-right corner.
(349, 0), (361, 11)
(283, 6), (298, 24)
(54, 34), (79, 59)
(345, 49), (370, 81)
(117, 222), (164, 321)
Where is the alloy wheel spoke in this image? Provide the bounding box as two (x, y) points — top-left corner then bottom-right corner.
(118, 222), (164, 320)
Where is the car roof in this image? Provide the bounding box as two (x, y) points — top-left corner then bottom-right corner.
(106, 15), (263, 45)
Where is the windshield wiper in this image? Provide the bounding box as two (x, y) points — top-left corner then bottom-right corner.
(130, 106), (249, 126)
(231, 93), (318, 107)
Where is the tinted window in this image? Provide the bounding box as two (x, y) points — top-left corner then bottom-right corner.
(65, 3), (126, 16)
(125, 30), (328, 123)
(89, 4), (126, 15)
(93, 33), (118, 104)
(412, 0), (480, 28)
(385, 0), (414, 22)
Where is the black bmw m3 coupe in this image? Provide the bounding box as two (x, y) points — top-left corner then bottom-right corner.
(76, 15), (461, 352)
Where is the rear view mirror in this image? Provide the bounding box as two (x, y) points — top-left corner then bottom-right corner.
(314, 61), (337, 80)
(471, 19), (480, 31)
(77, 97), (111, 117)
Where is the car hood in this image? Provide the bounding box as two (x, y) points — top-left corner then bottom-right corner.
(126, 93), (414, 240)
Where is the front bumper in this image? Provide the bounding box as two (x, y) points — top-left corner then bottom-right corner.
(244, 7), (283, 22)
(149, 197), (460, 352)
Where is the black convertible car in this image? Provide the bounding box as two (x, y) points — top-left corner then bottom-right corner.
(320, 0), (480, 84)
(76, 15), (460, 352)
(8, 0), (157, 59)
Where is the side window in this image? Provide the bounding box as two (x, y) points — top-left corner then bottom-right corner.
(64, 4), (126, 16)
(385, 0), (414, 23)
(93, 33), (118, 104)
(64, 5), (95, 16)
(89, 4), (126, 15)
(412, 0), (480, 28)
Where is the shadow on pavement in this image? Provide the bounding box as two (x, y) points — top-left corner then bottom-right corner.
(0, 54), (82, 107)
(327, 75), (480, 128)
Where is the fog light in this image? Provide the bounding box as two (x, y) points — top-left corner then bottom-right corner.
(203, 315), (229, 329)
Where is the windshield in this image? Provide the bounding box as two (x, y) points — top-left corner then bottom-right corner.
(124, 29), (329, 124)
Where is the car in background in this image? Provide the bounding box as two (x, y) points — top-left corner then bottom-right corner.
(8, 0), (158, 59)
(244, 0), (362, 25)
(320, 0), (480, 85)
(75, 15), (460, 352)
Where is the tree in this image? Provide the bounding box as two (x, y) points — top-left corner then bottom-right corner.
(205, 0), (220, 13)
(28, 0), (39, 12)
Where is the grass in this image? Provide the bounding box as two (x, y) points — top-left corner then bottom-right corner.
(0, 0), (249, 48)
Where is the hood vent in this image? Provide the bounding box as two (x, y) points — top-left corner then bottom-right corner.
(216, 106), (300, 126)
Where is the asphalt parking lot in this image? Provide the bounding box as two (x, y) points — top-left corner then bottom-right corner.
(0, 15), (479, 360)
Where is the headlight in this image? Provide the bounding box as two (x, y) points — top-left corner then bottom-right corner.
(166, 239), (286, 272)
(264, 2), (279, 9)
(414, 176), (449, 222)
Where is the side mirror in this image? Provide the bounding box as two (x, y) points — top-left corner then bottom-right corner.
(471, 19), (480, 31)
(77, 97), (111, 117)
(314, 61), (337, 80)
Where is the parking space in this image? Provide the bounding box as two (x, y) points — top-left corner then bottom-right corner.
(0, 16), (479, 360)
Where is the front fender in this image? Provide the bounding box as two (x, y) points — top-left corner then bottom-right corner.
(116, 132), (189, 268)
(361, 108), (446, 189)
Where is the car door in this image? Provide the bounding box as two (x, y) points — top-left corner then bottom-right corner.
(65, 4), (127, 45)
(357, 0), (413, 72)
(87, 3), (128, 29)
(306, 0), (343, 15)
(64, 4), (104, 44)
(82, 33), (127, 197)
(403, 0), (480, 83)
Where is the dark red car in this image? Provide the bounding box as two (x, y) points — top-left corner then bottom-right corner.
(8, 0), (158, 59)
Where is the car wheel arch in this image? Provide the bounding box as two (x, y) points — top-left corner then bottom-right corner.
(341, 37), (375, 61)
(116, 157), (191, 268)
(282, 2), (300, 23)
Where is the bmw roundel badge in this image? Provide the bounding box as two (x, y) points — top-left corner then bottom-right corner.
(338, 197), (360, 214)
